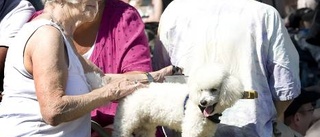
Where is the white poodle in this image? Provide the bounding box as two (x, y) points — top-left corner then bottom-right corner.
(112, 64), (245, 137)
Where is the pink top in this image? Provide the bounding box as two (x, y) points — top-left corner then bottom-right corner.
(90, 0), (151, 73)
(90, 0), (152, 127)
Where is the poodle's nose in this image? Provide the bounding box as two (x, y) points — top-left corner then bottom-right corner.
(200, 100), (207, 106)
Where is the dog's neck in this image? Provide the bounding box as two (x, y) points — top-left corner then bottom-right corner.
(183, 95), (222, 123)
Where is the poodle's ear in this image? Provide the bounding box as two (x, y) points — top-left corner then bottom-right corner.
(218, 75), (244, 107)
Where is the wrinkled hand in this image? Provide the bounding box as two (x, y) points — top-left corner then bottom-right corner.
(151, 65), (184, 82)
(104, 77), (145, 101)
(150, 67), (169, 82)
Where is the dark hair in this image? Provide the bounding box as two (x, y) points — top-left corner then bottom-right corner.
(288, 8), (314, 29)
(284, 90), (320, 118)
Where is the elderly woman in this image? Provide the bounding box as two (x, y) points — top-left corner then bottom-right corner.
(0, 0), (166, 136)
(26, 0), (176, 135)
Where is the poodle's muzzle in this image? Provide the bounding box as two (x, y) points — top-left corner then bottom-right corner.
(198, 103), (222, 123)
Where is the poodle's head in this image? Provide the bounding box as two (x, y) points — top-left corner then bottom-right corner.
(187, 64), (244, 118)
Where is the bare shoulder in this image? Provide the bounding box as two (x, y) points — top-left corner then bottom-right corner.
(24, 23), (66, 75)
(25, 23), (65, 59)
(32, 25), (63, 44)
(27, 24), (64, 52)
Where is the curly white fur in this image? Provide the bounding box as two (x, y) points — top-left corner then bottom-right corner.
(112, 64), (244, 137)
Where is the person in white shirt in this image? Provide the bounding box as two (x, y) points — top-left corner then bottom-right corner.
(0, 0), (35, 93)
(158, 0), (301, 136)
(0, 0), (175, 136)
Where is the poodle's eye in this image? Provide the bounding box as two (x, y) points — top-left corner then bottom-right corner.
(209, 88), (217, 92)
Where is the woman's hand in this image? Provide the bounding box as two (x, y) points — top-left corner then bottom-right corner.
(151, 65), (183, 82)
(150, 66), (172, 82)
(103, 77), (145, 101)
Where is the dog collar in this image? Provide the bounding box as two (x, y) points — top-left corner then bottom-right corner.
(242, 90), (258, 99)
(206, 113), (222, 123)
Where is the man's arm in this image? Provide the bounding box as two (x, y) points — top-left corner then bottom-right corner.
(275, 100), (292, 122)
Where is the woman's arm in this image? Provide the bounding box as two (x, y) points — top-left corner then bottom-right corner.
(79, 55), (173, 87)
(25, 25), (139, 126)
(103, 65), (174, 84)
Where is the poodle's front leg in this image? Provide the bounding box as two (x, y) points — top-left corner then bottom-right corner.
(181, 116), (216, 137)
(181, 105), (205, 137)
(181, 104), (217, 137)
(181, 118), (204, 137)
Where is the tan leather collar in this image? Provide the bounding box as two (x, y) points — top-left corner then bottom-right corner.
(242, 90), (258, 99)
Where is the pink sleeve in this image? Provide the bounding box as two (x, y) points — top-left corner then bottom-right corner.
(117, 7), (152, 73)
(90, 0), (152, 73)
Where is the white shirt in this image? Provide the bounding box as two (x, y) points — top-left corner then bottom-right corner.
(82, 44), (95, 59)
(0, 0), (35, 47)
(159, 0), (301, 136)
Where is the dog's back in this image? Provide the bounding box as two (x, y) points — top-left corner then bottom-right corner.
(113, 82), (189, 137)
